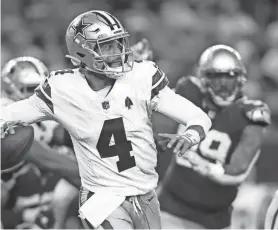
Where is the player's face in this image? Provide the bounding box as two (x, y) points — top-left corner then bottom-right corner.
(205, 71), (239, 100)
(95, 38), (128, 68)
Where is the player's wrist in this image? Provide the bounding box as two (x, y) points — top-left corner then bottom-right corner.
(181, 129), (201, 146)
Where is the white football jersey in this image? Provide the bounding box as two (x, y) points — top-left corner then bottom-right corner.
(1, 94), (58, 145)
(2, 60), (212, 196)
(34, 61), (168, 196)
(0, 96), (14, 107)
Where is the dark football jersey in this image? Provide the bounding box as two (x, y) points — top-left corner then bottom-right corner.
(159, 76), (270, 228)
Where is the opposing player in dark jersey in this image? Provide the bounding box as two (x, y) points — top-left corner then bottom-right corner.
(157, 44), (271, 229)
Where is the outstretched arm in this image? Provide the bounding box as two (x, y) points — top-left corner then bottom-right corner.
(1, 94), (53, 124)
(154, 86), (211, 133)
(191, 125), (265, 185)
(152, 86), (211, 156)
(221, 125), (263, 181)
(190, 100), (271, 185)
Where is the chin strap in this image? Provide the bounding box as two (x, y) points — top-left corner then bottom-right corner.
(65, 54), (130, 80)
(65, 55), (83, 66)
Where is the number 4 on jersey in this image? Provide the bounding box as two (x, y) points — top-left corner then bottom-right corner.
(97, 118), (136, 172)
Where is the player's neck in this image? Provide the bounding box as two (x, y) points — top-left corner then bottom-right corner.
(83, 70), (115, 91)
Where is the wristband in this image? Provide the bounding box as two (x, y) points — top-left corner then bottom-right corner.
(181, 129), (201, 145)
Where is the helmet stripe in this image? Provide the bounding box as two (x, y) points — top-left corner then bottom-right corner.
(106, 12), (121, 29)
(99, 11), (115, 24)
(95, 12), (113, 28)
(95, 11), (120, 30)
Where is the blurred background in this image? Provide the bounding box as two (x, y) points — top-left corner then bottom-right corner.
(1, 0), (278, 228)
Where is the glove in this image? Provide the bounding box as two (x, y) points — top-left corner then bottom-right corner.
(1, 120), (28, 138)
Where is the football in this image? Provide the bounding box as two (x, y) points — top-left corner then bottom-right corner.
(1, 125), (34, 171)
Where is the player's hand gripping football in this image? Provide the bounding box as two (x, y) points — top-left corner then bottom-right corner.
(158, 133), (193, 157)
(131, 38), (153, 61)
(1, 120), (28, 138)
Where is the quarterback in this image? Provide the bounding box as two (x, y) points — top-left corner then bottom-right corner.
(1, 10), (211, 229)
(158, 45), (271, 229)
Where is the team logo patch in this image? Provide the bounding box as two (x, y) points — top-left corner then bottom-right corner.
(125, 97), (133, 110)
(102, 101), (110, 110)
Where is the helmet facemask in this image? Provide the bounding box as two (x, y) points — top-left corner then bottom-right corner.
(83, 35), (134, 79)
(197, 45), (247, 107)
(202, 69), (246, 107)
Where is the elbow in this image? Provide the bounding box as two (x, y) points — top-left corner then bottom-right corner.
(225, 164), (250, 177)
(215, 165), (251, 185)
(224, 150), (260, 182)
(210, 172), (245, 185)
(208, 164), (246, 185)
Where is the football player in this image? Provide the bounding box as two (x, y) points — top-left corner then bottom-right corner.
(52, 38), (154, 229)
(157, 44), (271, 229)
(1, 10), (211, 229)
(1, 57), (81, 229)
(1, 56), (80, 185)
(265, 190), (278, 229)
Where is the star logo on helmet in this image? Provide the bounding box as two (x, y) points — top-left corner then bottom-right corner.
(72, 17), (92, 40)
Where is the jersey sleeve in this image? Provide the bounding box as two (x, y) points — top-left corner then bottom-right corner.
(1, 94), (53, 124)
(34, 72), (55, 113)
(135, 60), (169, 106)
(150, 63), (169, 100)
(1, 71), (57, 124)
(242, 99), (271, 127)
(152, 86), (211, 135)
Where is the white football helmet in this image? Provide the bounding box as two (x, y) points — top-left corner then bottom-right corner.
(1, 56), (48, 101)
(197, 45), (247, 107)
(65, 10), (134, 79)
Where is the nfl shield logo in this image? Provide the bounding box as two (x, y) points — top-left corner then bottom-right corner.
(102, 101), (110, 110)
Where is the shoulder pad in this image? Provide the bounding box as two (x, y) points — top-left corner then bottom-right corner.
(242, 98), (271, 126)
